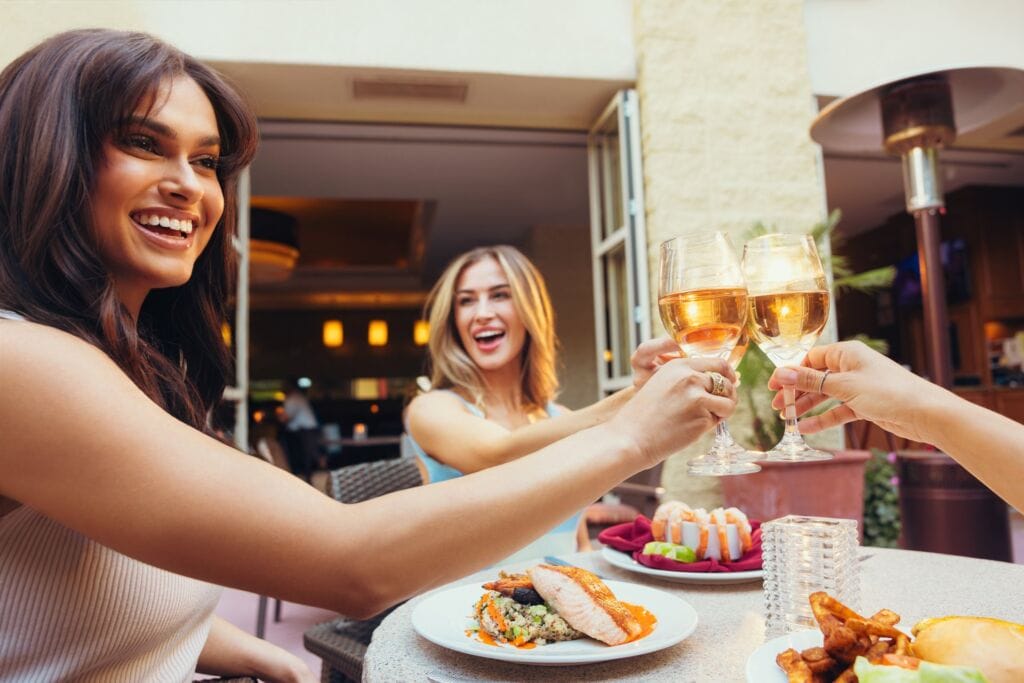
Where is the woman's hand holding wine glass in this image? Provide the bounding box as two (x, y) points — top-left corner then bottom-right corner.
(658, 232), (759, 476)
(742, 233), (832, 462)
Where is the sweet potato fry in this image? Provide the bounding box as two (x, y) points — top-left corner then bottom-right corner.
(870, 608), (901, 627)
(799, 646), (837, 674)
(810, 591), (863, 623)
(893, 633), (910, 656)
(846, 617), (904, 640)
(776, 648), (814, 682)
(834, 669), (858, 683)
(864, 638), (892, 663)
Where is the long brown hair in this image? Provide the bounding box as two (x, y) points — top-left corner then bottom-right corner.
(424, 245), (559, 411)
(0, 29), (258, 430)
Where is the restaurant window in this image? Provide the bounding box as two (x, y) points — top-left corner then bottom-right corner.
(588, 90), (651, 395)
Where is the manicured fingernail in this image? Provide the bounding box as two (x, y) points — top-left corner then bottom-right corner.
(776, 368), (798, 384)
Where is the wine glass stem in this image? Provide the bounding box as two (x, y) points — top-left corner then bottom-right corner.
(783, 385), (801, 440)
(714, 421), (730, 444)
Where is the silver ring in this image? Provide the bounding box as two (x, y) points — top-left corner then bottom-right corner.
(818, 369), (831, 394)
(707, 371), (729, 397)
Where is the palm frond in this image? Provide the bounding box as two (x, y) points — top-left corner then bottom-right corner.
(834, 266), (896, 294)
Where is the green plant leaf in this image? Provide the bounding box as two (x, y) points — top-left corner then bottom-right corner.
(835, 266), (896, 294)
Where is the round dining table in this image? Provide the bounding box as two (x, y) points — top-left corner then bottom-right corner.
(363, 546), (1024, 682)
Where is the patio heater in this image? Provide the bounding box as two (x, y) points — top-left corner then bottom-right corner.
(810, 67), (1024, 561)
(810, 66), (1024, 388)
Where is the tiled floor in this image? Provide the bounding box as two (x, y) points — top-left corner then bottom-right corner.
(210, 508), (1024, 678)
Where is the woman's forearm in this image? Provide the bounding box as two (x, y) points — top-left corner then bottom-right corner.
(197, 616), (312, 682)
(247, 423), (643, 618)
(464, 386), (635, 471)
(924, 391), (1024, 512)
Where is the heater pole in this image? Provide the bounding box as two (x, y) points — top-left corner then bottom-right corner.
(913, 207), (953, 388)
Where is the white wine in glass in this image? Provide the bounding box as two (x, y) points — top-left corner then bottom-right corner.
(658, 232), (759, 476)
(743, 233), (832, 461)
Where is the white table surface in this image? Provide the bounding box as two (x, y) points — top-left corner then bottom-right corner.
(363, 547), (1024, 682)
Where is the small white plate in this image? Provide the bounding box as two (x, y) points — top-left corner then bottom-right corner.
(411, 578), (698, 665)
(601, 546), (764, 584)
(746, 629), (822, 683)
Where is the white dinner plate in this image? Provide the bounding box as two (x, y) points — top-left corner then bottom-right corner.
(411, 578), (698, 665)
(746, 629), (822, 682)
(601, 546), (764, 584)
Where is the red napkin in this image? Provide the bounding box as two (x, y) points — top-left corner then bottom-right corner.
(598, 515), (763, 573)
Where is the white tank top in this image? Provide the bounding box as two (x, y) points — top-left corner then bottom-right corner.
(0, 309), (222, 682)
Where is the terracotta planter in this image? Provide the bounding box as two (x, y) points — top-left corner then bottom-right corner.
(720, 450), (870, 535)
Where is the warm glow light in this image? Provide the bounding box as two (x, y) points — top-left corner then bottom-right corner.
(221, 322), (232, 347)
(368, 320), (388, 346)
(252, 410), (264, 423)
(603, 349), (613, 362)
(273, 391), (286, 402)
(323, 320), (343, 347)
(413, 319), (430, 346)
(370, 403), (380, 414)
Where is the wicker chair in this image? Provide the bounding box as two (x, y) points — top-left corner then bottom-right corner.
(303, 456), (423, 683)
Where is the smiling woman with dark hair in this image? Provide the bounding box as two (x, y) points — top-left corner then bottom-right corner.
(0, 29), (737, 682)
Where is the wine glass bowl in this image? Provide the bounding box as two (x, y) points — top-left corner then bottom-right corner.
(742, 233), (832, 462)
(658, 233), (759, 476)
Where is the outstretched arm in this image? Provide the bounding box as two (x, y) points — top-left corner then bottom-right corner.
(405, 337), (680, 473)
(0, 320), (735, 619)
(769, 341), (1024, 511)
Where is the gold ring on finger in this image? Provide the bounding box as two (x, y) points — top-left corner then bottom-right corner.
(706, 371), (729, 397)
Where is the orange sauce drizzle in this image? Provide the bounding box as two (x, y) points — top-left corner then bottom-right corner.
(622, 602), (658, 643)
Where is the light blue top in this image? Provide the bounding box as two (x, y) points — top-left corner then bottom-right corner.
(407, 390), (584, 564)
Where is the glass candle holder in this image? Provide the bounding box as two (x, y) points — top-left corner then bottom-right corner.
(761, 515), (860, 636)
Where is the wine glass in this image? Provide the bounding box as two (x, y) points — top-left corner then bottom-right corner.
(725, 329), (765, 463)
(658, 232), (759, 476)
(742, 233), (832, 461)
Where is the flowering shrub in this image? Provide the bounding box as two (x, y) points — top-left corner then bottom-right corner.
(863, 449), (901, 547)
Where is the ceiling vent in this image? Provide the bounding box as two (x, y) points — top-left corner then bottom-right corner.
(353, 77), (468, 102)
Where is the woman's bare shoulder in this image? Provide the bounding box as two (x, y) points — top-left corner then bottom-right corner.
(0, 317), (117, 379)
(407, 389), (469, 413)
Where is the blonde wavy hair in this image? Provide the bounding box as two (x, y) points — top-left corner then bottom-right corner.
(424, 245), (559, 411)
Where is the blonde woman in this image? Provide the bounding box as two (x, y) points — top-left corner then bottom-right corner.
(407, 246), (668, 561)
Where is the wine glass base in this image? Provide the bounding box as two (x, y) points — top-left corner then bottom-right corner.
(763, 443), (833, 462)
(687, 456), (761, 477)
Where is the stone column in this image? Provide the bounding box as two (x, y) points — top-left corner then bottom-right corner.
(633, 0), (838, 506)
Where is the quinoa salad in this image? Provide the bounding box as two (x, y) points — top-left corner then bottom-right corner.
(472, 590), (583, 646)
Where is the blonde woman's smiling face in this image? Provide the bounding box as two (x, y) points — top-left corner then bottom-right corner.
(90, 75), (224, 314)
(454, 257), (527, 373)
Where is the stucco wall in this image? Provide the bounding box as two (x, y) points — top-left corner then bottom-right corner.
(633, 0), (839, 507)
(1, 0), (634, 79)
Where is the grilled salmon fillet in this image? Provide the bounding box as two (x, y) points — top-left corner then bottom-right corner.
(527, 564), (642, 645)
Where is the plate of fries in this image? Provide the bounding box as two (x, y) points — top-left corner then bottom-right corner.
(747, 592), (914, 682)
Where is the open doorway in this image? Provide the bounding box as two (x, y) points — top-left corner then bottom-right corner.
(240, 121), (597, 467)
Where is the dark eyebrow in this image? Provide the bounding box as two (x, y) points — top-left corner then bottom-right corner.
(124, 115), (221, 148)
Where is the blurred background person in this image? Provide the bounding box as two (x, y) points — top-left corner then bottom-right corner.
(278, 377), (320, 481)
